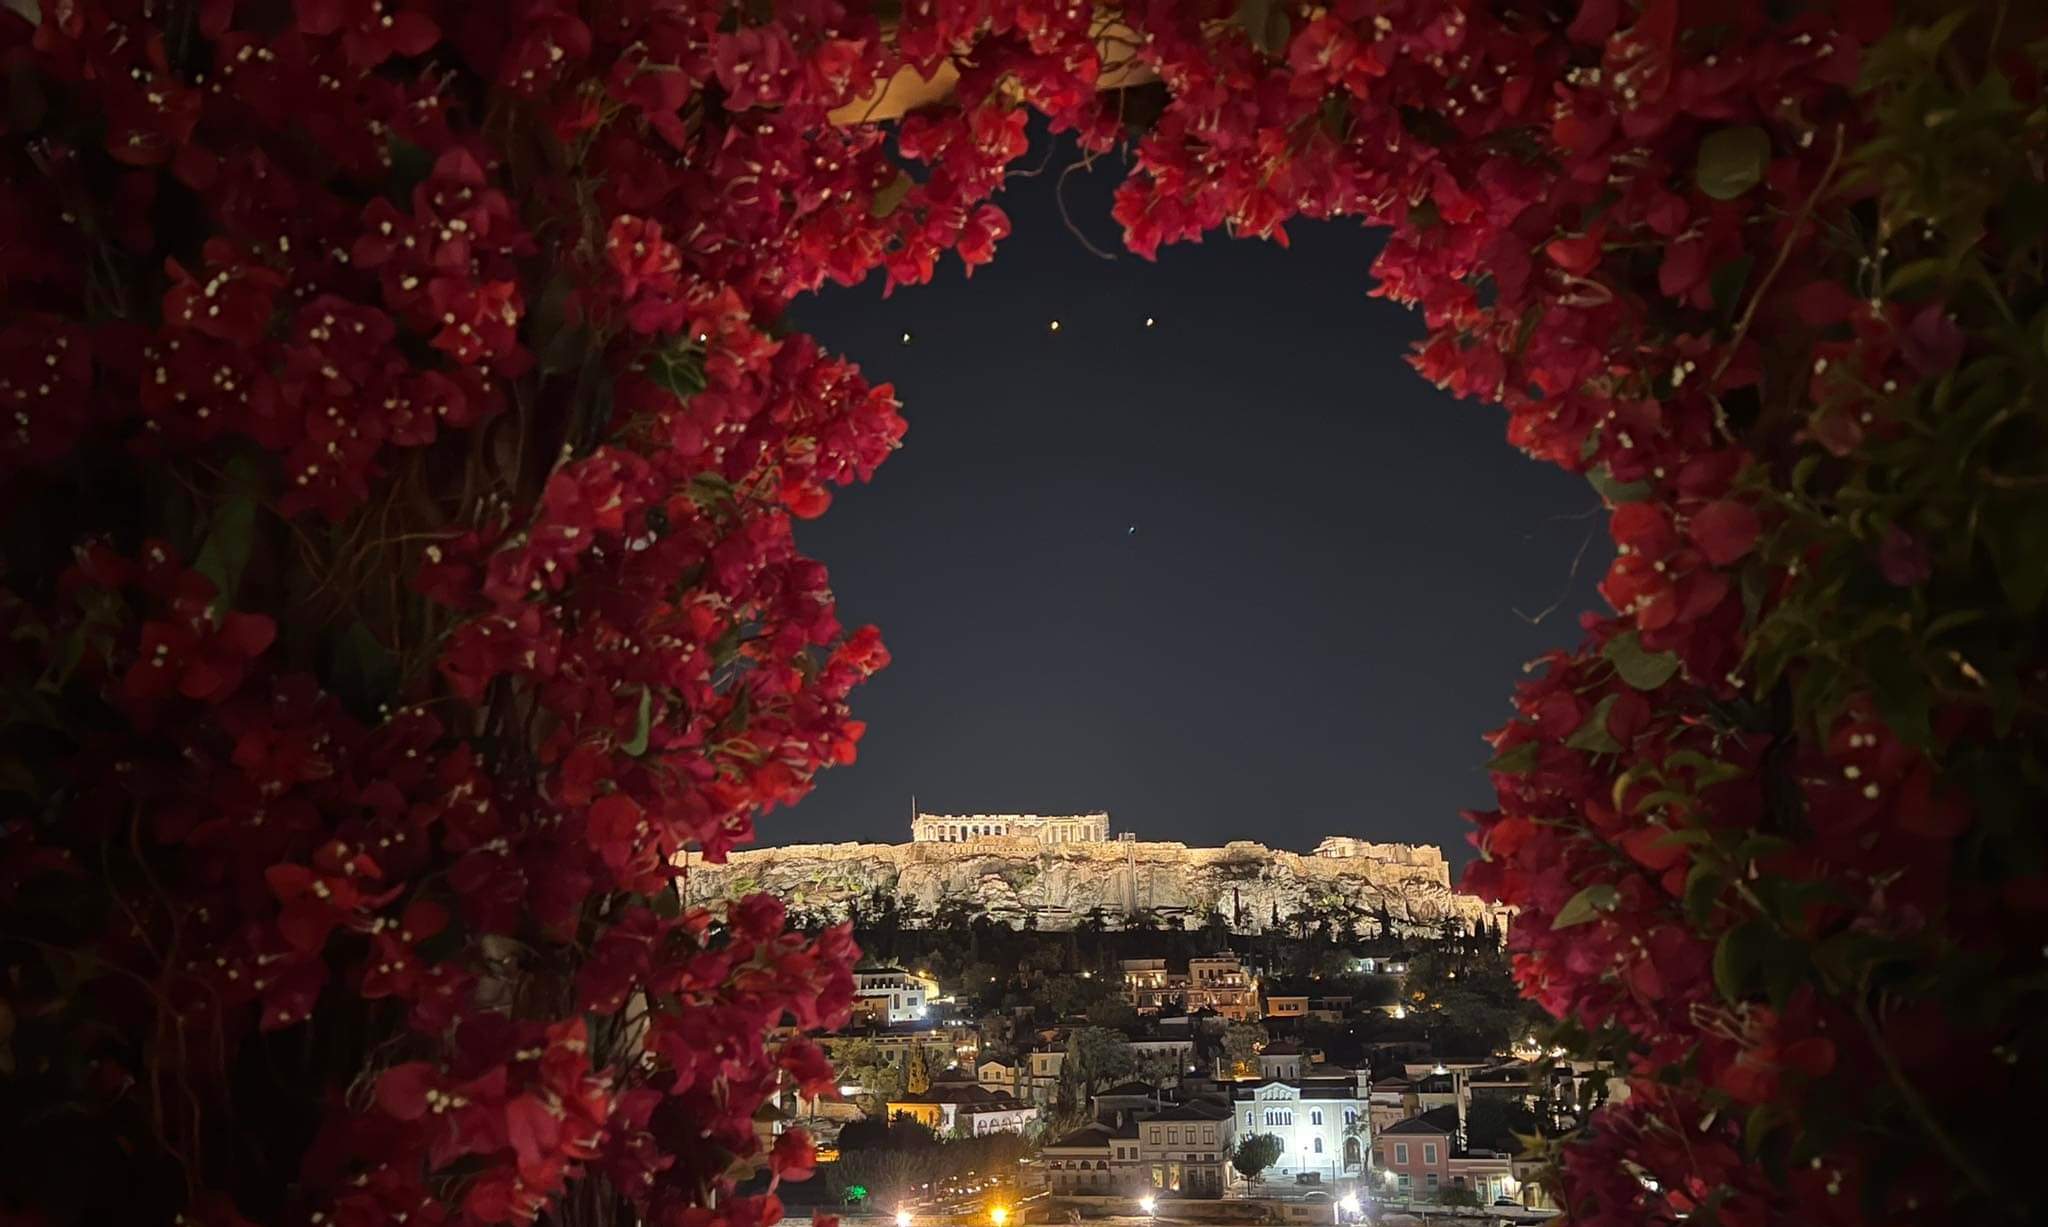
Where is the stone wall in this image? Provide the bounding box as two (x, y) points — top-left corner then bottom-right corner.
(679, 833), (1503, 936)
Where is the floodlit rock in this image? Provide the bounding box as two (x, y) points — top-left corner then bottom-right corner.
(679, 833), (1502, 935)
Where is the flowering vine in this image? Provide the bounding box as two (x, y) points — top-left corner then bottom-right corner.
(0, 2), (2042, 1227)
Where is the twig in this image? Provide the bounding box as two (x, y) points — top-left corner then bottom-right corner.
(1710, 124), (1847, 389)
(1851, 996), (2003, 1211)
(1512, 517), (1599, 626)
(1055, 157), (1120, 262)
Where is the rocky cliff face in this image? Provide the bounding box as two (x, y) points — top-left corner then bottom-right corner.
(679, 835), (1503, 936)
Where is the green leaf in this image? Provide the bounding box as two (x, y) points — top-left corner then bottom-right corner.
(1713, 920), (1771, 1003)
(687, 471), (735, 510)
(1882, 258), (1947, 299)
(1486, 741), (1540, 775)
(1587, 466), (1651, 504)
(330, 621), (400, 718)
(1235, 0), (1289, 55)
(1733, 833), (1794, 864)
(644, 344), (707, 401)
(1997, 177), (2048, 254)
(621, 686), (654, 757)
(192, 454), (264, 610)
(1551, 883), (1619, 930)
(1565, 694), (1622, 753)
(869, 171), (913, 219)
(386, 136), (435, 199)
(1984, 496), (2048, 616)
(1695, 125), (1772, 200)
(1866, 633), (1933, 749)
(1683, 862), (1725, 926)
(1604, 630), (1681, 690)
(1743, 1104), (1780, 1158)
(1708, 253), (1754, 321)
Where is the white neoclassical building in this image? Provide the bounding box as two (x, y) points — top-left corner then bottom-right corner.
(1230, 1073), (1372, 1186)
(911, 810), (1110, 845)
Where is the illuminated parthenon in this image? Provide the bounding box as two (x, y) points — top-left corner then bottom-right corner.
(910, 810), (1111, 845)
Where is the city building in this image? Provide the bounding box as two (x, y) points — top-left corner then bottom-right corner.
(911, 811), (1111, 844)
(1229, 1071), (1371, 1185)
(1447, 1150), (1516, 1203)
(824, 1027), (953, 1082)
(1123, 953), (1259, 1020)
(1374, 1115), (1451, 1201)
(1306, 996), (1352, 1023)
(886, 1084), (1039, 1136)
(853, 967), (939, 1023)
(976, 1059), (1019, 1097)
(1266, 995), (1310, 1019)
(1040, 1119), (1144, 1194)
(1138, 1102), (1235, 1197)
(1366, 1078), (1412, 1134)
(1094, 1080), (1174, 1118)
(1256, 1041), (1313, 1081)
(1129, 1036), (1198, 1080)
(1024, 1046), (1067, 1106)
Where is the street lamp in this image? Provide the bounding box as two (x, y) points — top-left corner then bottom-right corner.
(991, 1208), (1009, 1227)
(1338, 1194), (1361, 1219)
(1140, 1196), (1157, 1216)
(896, 1212), (912, 1227)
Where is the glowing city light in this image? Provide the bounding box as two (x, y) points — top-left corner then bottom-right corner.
(1140, 1197), (1157, 1215)
(1339, 1194), (1361, 1216)
(897, 1211), (911, 1227)
(991, 1207), (1009, 1226)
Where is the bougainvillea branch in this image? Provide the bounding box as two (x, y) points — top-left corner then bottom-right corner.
(1, 2), (2043, 1227)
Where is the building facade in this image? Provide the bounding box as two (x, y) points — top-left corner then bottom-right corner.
(911, 811), (1112, 844)
(1374, 1117), (1450, 1201)
(1040, 1121), (1144, 1194)
(853, 968), (938, 1023)
(1229, 1076), (1371, 1185)
(886, 1085), (1038, 1137)
(1138, 1103), (1234, 1197)
(1266, 995), (1309, 1019)
(1024, 1046), (1067, 1106)
(1123, 953), (1260, 1020)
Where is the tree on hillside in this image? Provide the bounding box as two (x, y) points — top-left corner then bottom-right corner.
(1063, 1026), (1137, 1095)
(1403, 947), (1532, 1058)
(831, 1038), (908, 1114)
(1086, 997), (1140, 1031)
(1133, 1050), (1187, 1087)
(1232, 1134), (1285, 1191)
(905, 1044), (932, 1095)
(1222, 1021), (1267, 1079)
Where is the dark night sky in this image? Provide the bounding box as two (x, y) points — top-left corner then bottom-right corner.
(781, 137), (1608, 865)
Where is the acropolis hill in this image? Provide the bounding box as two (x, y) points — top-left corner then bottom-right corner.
(680, 812), (1504, 936)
